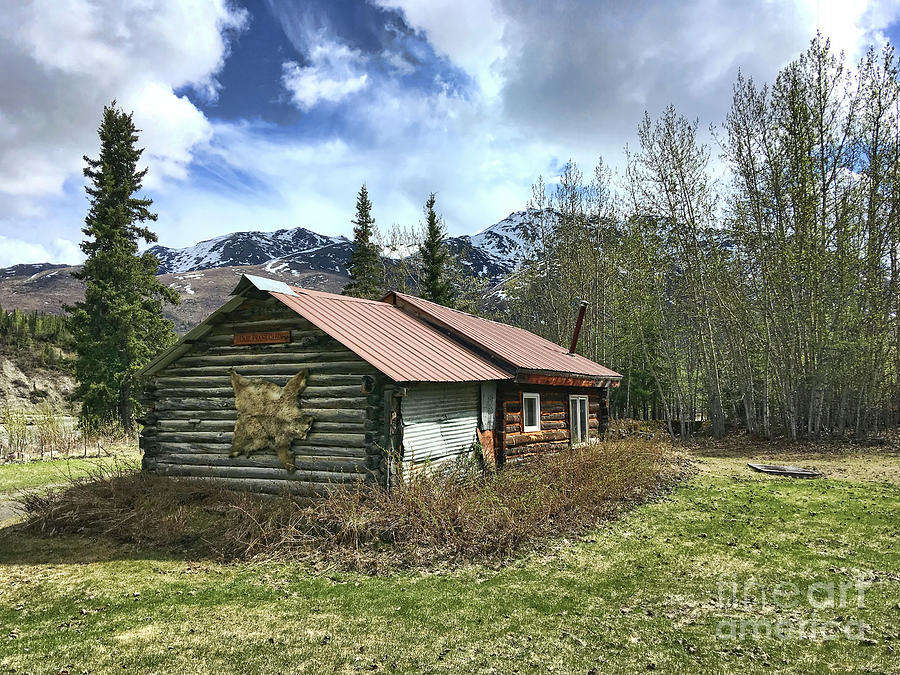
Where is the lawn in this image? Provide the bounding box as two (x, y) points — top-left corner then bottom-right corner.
(0, 441), (898, 674)
(0, 452), (141, 494)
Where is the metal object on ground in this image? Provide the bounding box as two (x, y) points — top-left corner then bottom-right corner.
(747, 462), (823, 478)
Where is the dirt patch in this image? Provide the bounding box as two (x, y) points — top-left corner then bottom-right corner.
(0, 356), (75, 411)
(688, 434), (900, 484)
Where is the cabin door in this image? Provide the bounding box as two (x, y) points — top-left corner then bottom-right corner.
(569, 395), (589, 445)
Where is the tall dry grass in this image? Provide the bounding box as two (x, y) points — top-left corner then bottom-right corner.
(1, 407), (29, 459)
(0, 407), (132, 463)
(22, 438), (690, 572)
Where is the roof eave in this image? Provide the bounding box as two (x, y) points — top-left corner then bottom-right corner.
(514, 369), (622, 387)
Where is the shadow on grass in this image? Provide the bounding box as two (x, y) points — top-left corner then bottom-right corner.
(0, 524), (210, 566)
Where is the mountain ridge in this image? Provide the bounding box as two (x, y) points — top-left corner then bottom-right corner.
(145, 210), (538, 283)
(0, 210), (544, 331)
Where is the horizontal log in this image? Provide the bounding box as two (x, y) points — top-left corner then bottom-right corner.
(163, 364), (373, 378)
(504, 413), (521, 424)
(503, 400), (564, 412)
(541, 404), (566, 414)
(156, 419), (368, 434)
(505, 440), (570, 456)
(154, 374), (367, 388)
(218, 308), (303, 322)
(504, 429), (569, 448)
(202, 342), (351, 355)
(504, 420), (567, 433)
(155, 397), (234, 411)
(307, 397), (371, 410)
(147, 476), (328, 497)
(156, 463), (366, 484)
(539, 421), (567, 430)
(158, 419), (234, 432)
(157, 410), (238, 421)
(210, 318), (315, 333)
(292, 407), (367, 422)
(174, 352), (365, 367)
(155, 430), (367, 448)
(153, 396), (371, 412)
(153, 385), (365, 399)
(150, 441), (369, 459)
(157, 453), (367, 473)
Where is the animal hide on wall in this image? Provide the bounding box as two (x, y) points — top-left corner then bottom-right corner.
(230, 368), (314, 471)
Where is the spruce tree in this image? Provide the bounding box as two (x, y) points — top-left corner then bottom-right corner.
(343, 184), (384, 299)
(67, 102), (178, 431)
(419, 193), (454, 306)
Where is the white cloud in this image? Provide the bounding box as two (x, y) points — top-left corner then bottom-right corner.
(799, 0), (900, 60)
(0, 236), (83, 267)
(0, 0), (245, 210)
(128, 82), (215, 188)
(282, 40), (369, 110)
(375, 0), (508, 97)
(5, 0), (900, 269)
(110, 0), (900, 254)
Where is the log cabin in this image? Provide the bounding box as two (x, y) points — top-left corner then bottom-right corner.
(137, 274), (622, 495)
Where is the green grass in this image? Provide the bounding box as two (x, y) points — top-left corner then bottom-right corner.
(0, 453), (140, 493)
(0, 445), (898, 674)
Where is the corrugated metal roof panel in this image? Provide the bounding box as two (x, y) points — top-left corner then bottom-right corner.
(270, 287), (512, 383)
(390, 292), (622, 379)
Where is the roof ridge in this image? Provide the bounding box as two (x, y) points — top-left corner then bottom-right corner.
(288, 286), (387, 304)
(394, 291), (573, 350)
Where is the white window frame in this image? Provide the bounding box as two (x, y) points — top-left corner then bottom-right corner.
(522, 392), (541, 432)
(569, 395), (589, 445)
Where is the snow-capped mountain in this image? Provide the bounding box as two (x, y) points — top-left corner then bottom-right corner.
(447, 210), (538, 283)
(147, 227), (349, 275)
(0, 263), (69, 280)
(144, 211), (539, 284)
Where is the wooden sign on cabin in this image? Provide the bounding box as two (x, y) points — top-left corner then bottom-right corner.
(233, 331), (291, 346)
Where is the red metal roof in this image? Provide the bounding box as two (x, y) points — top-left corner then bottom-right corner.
(270, 287), (512, 383)
(387, 291), (622, 379)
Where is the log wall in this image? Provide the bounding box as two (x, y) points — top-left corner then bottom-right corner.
(139, 295), (390, 495)
(497, 383), (608, 462)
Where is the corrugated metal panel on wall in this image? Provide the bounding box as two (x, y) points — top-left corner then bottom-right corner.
(402, 382), (479, 473)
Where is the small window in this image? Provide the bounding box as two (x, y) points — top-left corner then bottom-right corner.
(522, 393), (541, 432)
(569, 395), (589, 444)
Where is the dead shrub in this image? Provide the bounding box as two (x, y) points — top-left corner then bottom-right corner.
(21, 438), (691, 572)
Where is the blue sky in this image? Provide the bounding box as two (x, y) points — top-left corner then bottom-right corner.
(1, 0), (900, 266)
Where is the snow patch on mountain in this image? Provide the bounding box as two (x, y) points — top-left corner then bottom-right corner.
(148, 227), (348, 275)
(448, 209), (550, 283)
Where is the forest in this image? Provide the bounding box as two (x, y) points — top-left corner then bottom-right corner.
(501, 37), (900, 440)
(0, 304), (72, 370)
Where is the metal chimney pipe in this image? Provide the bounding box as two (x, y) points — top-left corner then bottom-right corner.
(569, 300), (588, 355)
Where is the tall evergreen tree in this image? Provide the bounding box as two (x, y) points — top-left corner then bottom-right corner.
(419, 193), (453, 306)
(343, 184), (384, 299)
(67, 102), (178, 430)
